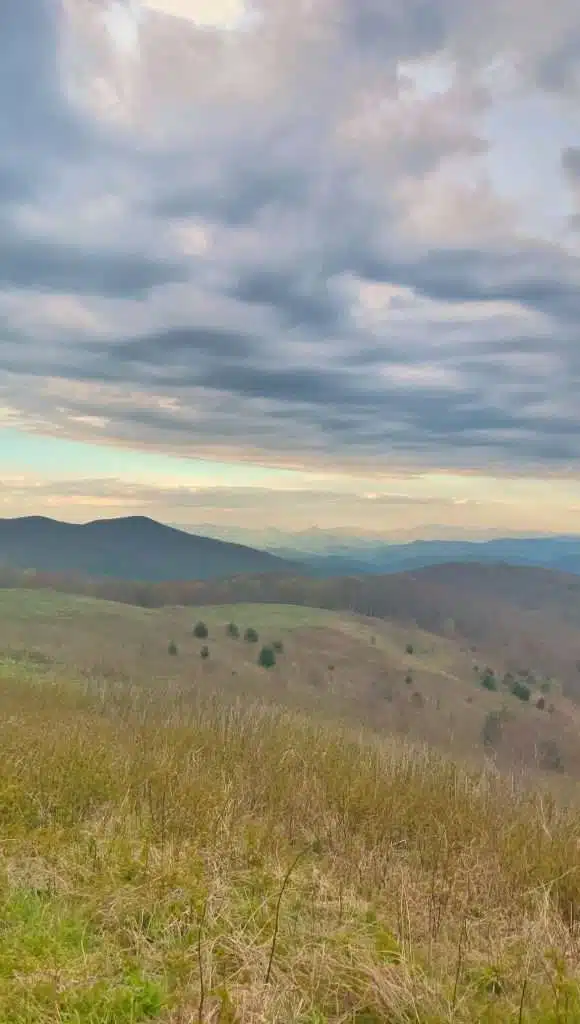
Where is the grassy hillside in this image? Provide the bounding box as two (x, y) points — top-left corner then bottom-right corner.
(2, 657), (580, 1020)
(1, 589), (580, 783)
(4, 561), (580, 702)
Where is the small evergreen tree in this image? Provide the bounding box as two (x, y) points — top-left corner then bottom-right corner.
(511, 679), (531, 702)
(200, 645), (210, 660)
(258, 645), (276, 669)
(405, 643), (414, 655)
(193, 621), (209, 639)
(168, 640), (178, 656)
(226, 622), (240, 638)
(244, 627), (259, 644)
(481, 672), (497, 691)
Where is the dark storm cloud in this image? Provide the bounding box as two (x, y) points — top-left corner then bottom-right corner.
(0, 233), (187, 297)
(229, 267), (348, 330)
(20, 320), (580, 469)
(87, 327), (261, 374)
(356, 242), (580, 322)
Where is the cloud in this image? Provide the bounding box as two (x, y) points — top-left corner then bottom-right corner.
(562, 146), (580, 227)
(0, 231), (187, 297)
(0, 475), (512, 537)
(3, 474), (580, 539)
(562, 147), (580, 179)
(0, 0), (579, 479)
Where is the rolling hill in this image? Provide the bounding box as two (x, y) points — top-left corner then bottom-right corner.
(1, 588), (579, 781)
(0, 515), (298, 581)
(2, 548), (580, 707)
(9, 560), (575, 698)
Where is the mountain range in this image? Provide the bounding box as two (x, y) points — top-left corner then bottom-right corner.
(0, 515), (297, 581)
(2, 514), (580, 582)
(274, 534), (580, 576)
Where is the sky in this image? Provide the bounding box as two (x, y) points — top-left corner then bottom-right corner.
(0, 0), (580, 541)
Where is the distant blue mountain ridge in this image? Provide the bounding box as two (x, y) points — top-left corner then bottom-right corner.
(269, 535), (580, 577)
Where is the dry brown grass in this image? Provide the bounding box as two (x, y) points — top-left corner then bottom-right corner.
(1, 654), (580, 1021)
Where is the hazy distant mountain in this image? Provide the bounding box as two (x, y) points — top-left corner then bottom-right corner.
(278, 535), (580, 576)
(174, 523), (531, 552)
(0, 516), (298, 581)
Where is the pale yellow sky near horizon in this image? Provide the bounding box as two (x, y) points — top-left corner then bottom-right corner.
(2, 457), (580, 537)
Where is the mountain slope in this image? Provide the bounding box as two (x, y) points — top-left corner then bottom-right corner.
(0, 515), (298, 581)
(43, 561), (578, 697)
(2, 590), (580, 780)
(3, 559), (580, 699)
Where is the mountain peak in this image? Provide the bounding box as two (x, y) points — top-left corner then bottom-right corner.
(0, 514), (298, 582)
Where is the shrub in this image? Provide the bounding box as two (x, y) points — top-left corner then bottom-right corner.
(258, 645), (276, 669)
(200, 645), (210, 660)
(168, 640), (178, 656)
(536, 696), (546, 710)
(272, 639), (284, 653)
(405, 673), (413, 685)
(193, 621), (209, 639)
(540, 680), (552, 694)
(226, 622), (240, 639)
(511, 680), (531, 702)
(244, 627), (259, 644)
(405, 643), (414, 655)
(481, 673), (497, 691)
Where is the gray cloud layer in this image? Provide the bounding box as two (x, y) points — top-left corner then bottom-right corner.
(0, 0), (579, 473)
